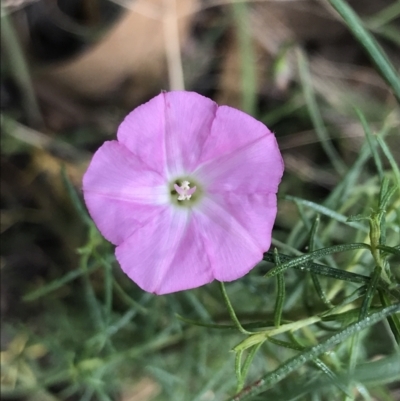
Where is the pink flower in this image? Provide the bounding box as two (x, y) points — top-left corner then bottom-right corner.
(83, 91), (284, 295)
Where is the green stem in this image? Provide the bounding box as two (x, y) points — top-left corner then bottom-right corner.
(219, 282), (252, 335)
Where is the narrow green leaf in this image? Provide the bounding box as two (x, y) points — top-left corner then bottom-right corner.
(355, 108), (384, 179)
(322, 307), (364, 323)
(240, 353), (400, 400)
(376, 135), (400, 187)
(234, 316), (321, 352)
(112, 280), (148, 315)
(103, 259), (113, 324)
(379, 291), (400, 344)
(310, 272), (332, 307)
(267, 336), (303, 351)
(23, 262), (100, 301)
(327, 0), (400, 102)
(285, 195), (368, 232)
(236, 343), (264, 393)
(324, 142), (370, 210)
(273, 250), (285, 328)
(61, 166), (92, 226)
(376, 244), (400, 256)
(260, 95), (303, 126)
(365, 1), (400, 29)
(322, 286), (367, 319)
(225, 304), (400, 400)
(325, 120), (392, 210)
(235, 350), (244, 391)
(379, 177), (390, 206)
(379, 183), (398, 211)
(308, 214), (320, 252)
(87, 308), (136, 347)
(308, 215), (333, 307)
(81, 260), (107, 336)
(263, 252), (370, 284)
(283, 334), (352, 397)
(353, 353), (400, 384)
(369, 23), (400, 46)
(347, 213), (370, 222)
(265, 243), (371, 277)
(360, 265), (382, 319)
(378, 178), (390, 245)
(1, 11), (43, 126)
(297, 49), (347, 175)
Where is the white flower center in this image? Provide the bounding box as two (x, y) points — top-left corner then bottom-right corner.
(174, 180), (197, 201)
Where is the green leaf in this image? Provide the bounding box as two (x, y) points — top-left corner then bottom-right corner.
(327, 0), (400, 102)
(377, 244), (400, 256)
(355, 107), (383, 179)
(378, 180), (398, 222)
(23, 262), (101, 301)
(359, 265), (382, 320)
(379, 291), (400, 344)
(235, 343), (264, 393)
(263, 252), (370, 284)
(285, 195), (369, 232)
(273, 249), (286, 328)
(376, 136), (400, 207)
(364, 1), (400, 29)
(296, 49), (347, 175)
(264, 243), (371, 277)
(61, 166), (93, 226)
(225, 304), (400, 400)
(353, 353), (400, 384)
(1, 13), (42, 126)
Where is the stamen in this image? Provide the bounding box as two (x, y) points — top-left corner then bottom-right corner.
(174, 180), (197, 201)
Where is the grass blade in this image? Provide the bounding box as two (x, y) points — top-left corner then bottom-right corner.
(297, 49), (347, 175)
(327, 0), (400, 102)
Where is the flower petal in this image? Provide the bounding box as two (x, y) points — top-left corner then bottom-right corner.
(195, 135), (284, 194)
(195, 197), (264, 282)
(198, 105), (274, 165)
(83, 141), (168, 245)
(207, 192), (277, 251)
(117, 91), (217, 178)
(162, 91), (217, 176)
(117, 94), (166, 176)
(115, 208), (213, 295)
